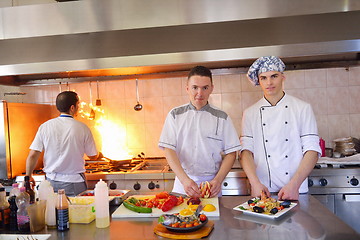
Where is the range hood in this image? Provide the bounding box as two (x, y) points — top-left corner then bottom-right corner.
(0, 0), (359, 85)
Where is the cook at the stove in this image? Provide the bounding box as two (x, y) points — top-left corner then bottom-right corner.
(240, 56), (321, 200)
(25, 91), (100, 196)
(159, 66), (241, 198)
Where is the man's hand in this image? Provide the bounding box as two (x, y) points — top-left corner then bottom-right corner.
(251, 182), (270, 198)
(278, 182), (299, 200)
(182, 178), (201, 198)
(209, 179), (221, 197)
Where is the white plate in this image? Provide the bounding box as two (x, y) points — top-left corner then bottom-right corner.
(0, 234), (51, 240)
(233, 199), (297, 219)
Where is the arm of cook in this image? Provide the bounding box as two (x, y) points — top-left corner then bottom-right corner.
(240, 108), (270, 198)
(278, 103), (321, 200)
(25, 149), (41, 184)
(278, 150), (318, 200)
(164, 148), (200, 198)
(210, 151), (236, 197)
(240, 150), (270, 198)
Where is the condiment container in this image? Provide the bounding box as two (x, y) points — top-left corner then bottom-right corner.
(27, 200), (46, 232)
(37, 180), (56, 227)
(68, 197), (95, 224)
(94, 179), (110, 228)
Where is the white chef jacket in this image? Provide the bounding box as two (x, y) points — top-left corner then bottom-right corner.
(159, 103), (241, 192)
(240, 93), (321, 193)
(30, 114), (98, 182)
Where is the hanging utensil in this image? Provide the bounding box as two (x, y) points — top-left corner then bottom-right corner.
(95, 80), (102, 106)
(134, 78), (143, 111)
(89, 82), (95, 120)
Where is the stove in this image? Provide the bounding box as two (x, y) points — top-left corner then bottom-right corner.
(85, 157), (175, 195)
(85, 156), (250, 196)
(308, 155), (360, 233)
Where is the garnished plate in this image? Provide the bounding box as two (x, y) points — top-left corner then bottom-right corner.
(233, 199), (297, 219)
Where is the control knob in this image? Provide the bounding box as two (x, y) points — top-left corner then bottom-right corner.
(148, 181), (155, 190)
(319, 178), (328, 186)
(350, 178), (359, 186)
(134, 182), (141, 190)
(308, 179), (313, 187)
(109, 181), (117, 190)
(223, 182), (228, 187)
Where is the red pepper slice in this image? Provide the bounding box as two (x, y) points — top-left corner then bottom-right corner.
(161, 195), (178, 212)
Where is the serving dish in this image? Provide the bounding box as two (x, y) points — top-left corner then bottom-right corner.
(77, 189), (130, 205)
(233, 200), (297, 219)
(162, 218), (208, 233)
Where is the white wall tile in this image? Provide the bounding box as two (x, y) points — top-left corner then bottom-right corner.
(284, 70), (305, 89)
(327, 87), (350, 114)
(304, 69), (327, 88)
(327, 67), (349, 87)
(349, 66), (360, 86)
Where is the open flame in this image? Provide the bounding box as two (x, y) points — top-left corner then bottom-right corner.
(78, 101), (133, 160)
(94, 116), (133, 160)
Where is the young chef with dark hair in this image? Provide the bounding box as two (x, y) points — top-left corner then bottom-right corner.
(26, 91), (100, 196)
(159, 66), (241, 198)
(240, 56), (321, 200)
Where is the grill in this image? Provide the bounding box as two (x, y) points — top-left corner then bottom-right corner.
(308, 155), (360, 233)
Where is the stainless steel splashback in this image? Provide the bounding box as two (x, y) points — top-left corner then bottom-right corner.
(0, 0), (359, 85)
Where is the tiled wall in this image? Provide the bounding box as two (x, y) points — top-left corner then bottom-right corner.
(4, 65), (359, 157)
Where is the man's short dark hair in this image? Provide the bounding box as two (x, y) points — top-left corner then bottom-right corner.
(188, 66), (213, 84)
(56, 91), (79, 113)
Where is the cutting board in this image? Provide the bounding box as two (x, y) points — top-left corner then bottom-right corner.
(154, 221), (214, 239)
(112, 195), (220, 218)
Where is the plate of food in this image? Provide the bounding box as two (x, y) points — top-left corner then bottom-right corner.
(158, 207), (208, 233)
(233, 193), (297, 219)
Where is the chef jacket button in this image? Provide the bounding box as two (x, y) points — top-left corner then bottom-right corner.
(265, 140), (268, 142)
(285, 139), (288, 141)
(268, 155), (271, 158)
(261, 108), (264, 110)
(285, 121), (288, 124)
(263, 123), (266, 126)
(285, 172), (289, 175)
(285, 106), (288, 108)
(285, 155), (288, 158)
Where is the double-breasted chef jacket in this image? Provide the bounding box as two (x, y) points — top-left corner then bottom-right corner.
(241, 93), (321, 193)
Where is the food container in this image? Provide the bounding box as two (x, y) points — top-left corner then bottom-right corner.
(27, 200), (46, 232)
(77, 189), (130, 205)
(68, 197), (95, 224)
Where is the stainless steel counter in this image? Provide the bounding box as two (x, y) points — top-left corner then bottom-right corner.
(28, 195), (358, 240)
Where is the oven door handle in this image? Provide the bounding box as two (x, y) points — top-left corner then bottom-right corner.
(344, 194), (360, 202)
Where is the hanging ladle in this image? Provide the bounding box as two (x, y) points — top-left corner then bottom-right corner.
(134, 78), (143, 111)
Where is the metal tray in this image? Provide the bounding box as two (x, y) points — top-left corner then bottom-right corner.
(77, 189), (130, 205)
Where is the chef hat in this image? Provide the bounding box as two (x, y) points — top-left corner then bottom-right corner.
(247, 56), (286, 86)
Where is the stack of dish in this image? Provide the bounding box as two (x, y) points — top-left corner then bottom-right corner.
(333, 137), (357, 156)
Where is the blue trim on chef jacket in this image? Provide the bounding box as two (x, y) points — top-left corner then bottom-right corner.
(59, 115), (73, 118)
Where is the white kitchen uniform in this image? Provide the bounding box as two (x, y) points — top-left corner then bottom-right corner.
(159, 103), (241, 194)
(241, 93), (321, 193)
(30, 114), (98, 183)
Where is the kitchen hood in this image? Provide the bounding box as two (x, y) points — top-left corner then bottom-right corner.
(0, 0), (359, 85)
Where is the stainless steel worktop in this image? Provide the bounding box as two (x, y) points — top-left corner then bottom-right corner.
(27, 195), (359, 240)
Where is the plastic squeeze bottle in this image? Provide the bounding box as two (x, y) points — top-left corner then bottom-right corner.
(56, 189), (69, 231)
(38, 180), (56, 227)
(9, 183), (21, 197)
(16, 187), (30, 233)
(94, 179), (110, 228)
